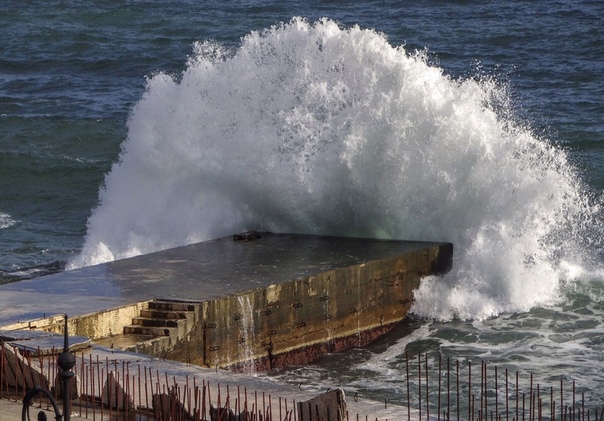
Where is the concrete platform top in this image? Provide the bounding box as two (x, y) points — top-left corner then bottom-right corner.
(0, 233), (450, 326)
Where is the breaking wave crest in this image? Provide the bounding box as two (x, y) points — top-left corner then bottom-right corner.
(69, 18), (603, 321)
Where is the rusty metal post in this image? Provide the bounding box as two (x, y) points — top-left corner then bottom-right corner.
(57, 315), (75, 421)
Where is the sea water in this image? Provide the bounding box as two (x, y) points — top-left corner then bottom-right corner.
(1, 0), (603, 407)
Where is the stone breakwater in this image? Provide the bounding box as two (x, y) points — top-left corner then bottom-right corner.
(0, 233), (452, 372)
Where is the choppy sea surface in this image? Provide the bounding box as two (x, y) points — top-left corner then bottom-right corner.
(2, 0), (603, 409)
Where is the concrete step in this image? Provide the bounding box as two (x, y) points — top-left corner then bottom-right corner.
(132, 317), (179, 327)
(148, 300), (197, 312)
(139, 309), (190, 320)
(123, 325), (175, 336)
(121, 299), (198, 339)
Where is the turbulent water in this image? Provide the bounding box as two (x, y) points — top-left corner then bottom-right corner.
(2, 0), (603, 407)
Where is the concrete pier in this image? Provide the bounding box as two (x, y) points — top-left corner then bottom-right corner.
(0, 233), (452, 371)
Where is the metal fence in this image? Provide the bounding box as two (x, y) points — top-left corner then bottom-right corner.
(1, 340), (603, 421)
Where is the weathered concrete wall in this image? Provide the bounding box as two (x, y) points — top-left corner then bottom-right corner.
(1, 301), (149, 340)
(200, 243), (452, 371)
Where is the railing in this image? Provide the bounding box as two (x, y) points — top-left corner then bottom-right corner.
(2, 339), (603, 421)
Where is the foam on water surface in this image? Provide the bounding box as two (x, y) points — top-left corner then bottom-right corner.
(70, 18), (603, 322)
(0, 213), (16, 230)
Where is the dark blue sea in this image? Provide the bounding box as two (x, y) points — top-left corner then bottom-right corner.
(1, 0), (603, 408)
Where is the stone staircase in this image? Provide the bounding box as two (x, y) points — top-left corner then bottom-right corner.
(95, 299), (201, 357)
(124, 299), (197, 338)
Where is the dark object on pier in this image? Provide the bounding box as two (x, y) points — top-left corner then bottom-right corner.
(233, 231), (261, 241)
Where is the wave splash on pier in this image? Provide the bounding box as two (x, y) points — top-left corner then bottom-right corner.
(69, 18), (602, 321)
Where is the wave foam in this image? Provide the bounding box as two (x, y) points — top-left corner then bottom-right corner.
(69, 18), (602, 320)
(0, 212), (16, 229)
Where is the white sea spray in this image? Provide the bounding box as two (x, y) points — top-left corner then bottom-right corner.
(69, 18), (602, 321)
(0, 212), (16, 229)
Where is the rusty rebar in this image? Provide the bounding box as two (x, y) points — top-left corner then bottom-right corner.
(5, 348), (604, 421)
(505, 369), (509, 421)
(469, 361), (473, 421)
(406, 352), (411, 421)
(495, 365), (498, 420)
(417, 352), (422, 421)
(438, 353), (442, 421)
(447, 357), (451, 421)
(457, 359), (460, 421)
(426, 353), (430, 421)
